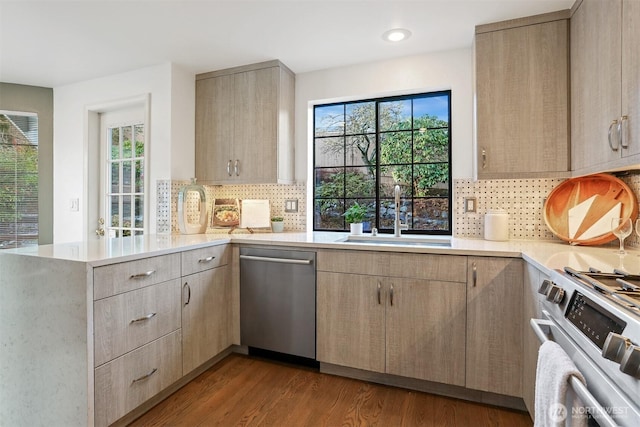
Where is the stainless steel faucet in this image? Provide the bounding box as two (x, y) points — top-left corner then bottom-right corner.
(394, 185), (408, 237)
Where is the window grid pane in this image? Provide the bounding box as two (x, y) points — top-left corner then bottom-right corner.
(313, 92), (451, 234)
(107, 123), (145, 237)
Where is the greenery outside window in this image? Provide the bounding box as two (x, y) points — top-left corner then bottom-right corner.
(0, 112), (38, 248)
(313, 91), (451, 234)
(107, 123), (145, 237)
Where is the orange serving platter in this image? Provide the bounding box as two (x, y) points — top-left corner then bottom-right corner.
(543, 173), (638, 245)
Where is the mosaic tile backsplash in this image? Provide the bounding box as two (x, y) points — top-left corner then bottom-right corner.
(158, 173), (640, 247)
(158, 180), (307, 234)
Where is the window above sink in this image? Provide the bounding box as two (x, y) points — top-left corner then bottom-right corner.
(312, 91), (452, 236)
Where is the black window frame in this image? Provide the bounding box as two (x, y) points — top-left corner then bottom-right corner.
(313, 90), (452, 235)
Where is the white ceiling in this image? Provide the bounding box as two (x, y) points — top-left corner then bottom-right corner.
(1, 0), (574, 88)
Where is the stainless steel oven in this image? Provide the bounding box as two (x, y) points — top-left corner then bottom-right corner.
(532, 267), (640, 427)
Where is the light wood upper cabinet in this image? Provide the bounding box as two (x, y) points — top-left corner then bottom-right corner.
(571, 0), (622, 172)
(466, 256), (523, 397)
(475, 12), (570, 179)
(571, 0), (640, 174)
(621, 0), (640, 160)
(195, 60), (295, 185)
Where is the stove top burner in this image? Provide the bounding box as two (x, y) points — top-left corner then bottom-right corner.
(564, 266), (640, 315)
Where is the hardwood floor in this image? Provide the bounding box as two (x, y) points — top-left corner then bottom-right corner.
(129, 354), (533, 427)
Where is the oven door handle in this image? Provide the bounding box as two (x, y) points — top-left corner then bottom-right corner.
(530, 319), (619, 427)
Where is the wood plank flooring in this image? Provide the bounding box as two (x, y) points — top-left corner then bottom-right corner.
(129, 354), (533, 427)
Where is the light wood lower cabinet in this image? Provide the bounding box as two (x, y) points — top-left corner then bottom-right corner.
(94, 279), (182, 367)
(94, 330), (182, 427)
(182, 265), (232, 375)
(93, 243), (232, 426)
(317, 272), (385, 373)
(466, 257), (523, 397)
(317, 250), (467, 386)
(386, 277), (466, 386)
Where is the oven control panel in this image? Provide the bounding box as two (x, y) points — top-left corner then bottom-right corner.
(565, 291), (626, 349)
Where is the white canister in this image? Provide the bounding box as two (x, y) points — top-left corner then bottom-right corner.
(484, 209), (509, 241)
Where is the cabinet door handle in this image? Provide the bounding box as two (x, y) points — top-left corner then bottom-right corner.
(132, 368), (157, 384)
(472, 262), (477, 287)
(130, 312), (156, 324)
(130, 270), (155, 279)
(608, 119), (620, 151)
(227, 160), (232, 176)
(481, 147), (487, 169)
(621, 115), (629, 149)
(377, 282), (381, 305)
(183, 282), (191, 306)
(390, 283), (394, 306)
(234, 159), (240, 176)
(198, 256), (215, 263)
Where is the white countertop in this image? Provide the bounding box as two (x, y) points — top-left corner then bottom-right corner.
(4, 231), (640, 274)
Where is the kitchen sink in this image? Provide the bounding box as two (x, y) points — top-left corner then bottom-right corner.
(336, 234), (451, 247)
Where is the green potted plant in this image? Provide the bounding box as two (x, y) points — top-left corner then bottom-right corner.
(343, 202), (368, 235)
(271, 216), (284, 233)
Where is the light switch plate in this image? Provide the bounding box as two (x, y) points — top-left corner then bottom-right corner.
(464, 197), (476, 213)
(285, 199), (298, 213)
(69, 198), (79, 212)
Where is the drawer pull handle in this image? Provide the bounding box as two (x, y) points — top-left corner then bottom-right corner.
(130, 270), (155, 279)
(132, 368), (157, 384)
(198, 256), (215, 263)
(183, 282), (191, 306)
(130, 312), (157, 324)
(472, 262), (477, 287)
(608, 119), (620, 151)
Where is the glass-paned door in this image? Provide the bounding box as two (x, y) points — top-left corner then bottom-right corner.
(100, 106), (146, 238)
(106, 123), (144, 237)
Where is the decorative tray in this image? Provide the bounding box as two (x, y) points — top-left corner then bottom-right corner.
(543, 173), (638, 245)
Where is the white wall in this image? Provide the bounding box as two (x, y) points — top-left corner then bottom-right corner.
(53, 63), (194, 243)
(170, 63), (196, 180)
(294, 47), (474, 183)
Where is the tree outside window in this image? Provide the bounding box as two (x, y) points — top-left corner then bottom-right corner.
(0, 113), (38, 248)
(313, 91), (451, 234)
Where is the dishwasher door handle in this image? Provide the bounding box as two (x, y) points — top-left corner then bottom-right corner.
(240, 255), (313, 265)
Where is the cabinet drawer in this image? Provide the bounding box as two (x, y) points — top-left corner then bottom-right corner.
(388, 253), (467, 282)
(94, 279), (181, 366)
(94, 253), (181, 300)
(317, 250), (389, 276)
(94, 330), (182, 427)
(181, 244), (229, 276)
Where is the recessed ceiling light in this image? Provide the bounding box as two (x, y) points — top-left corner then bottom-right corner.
(382, 28), (412, 42)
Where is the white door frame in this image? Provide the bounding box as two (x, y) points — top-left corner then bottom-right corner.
(84, 93), (150, 241)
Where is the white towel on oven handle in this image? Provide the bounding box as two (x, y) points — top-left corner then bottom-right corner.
(534, 340), (588, 427)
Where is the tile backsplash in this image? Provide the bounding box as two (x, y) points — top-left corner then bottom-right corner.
(159, 174), (640, 247)
(455, 173), (640, 247)
(158, 181), (306, 234)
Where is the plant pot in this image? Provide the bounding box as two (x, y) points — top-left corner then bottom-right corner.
(271, 221), (284, 233)
(350, 222), (363, 235)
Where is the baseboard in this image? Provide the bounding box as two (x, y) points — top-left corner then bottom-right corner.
(320, 362), (528, 413)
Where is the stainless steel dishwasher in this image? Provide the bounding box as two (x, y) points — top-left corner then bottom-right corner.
(240, 247), (316, 360)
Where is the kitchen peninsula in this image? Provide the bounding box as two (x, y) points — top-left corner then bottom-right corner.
(0, 232), (635, 425)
